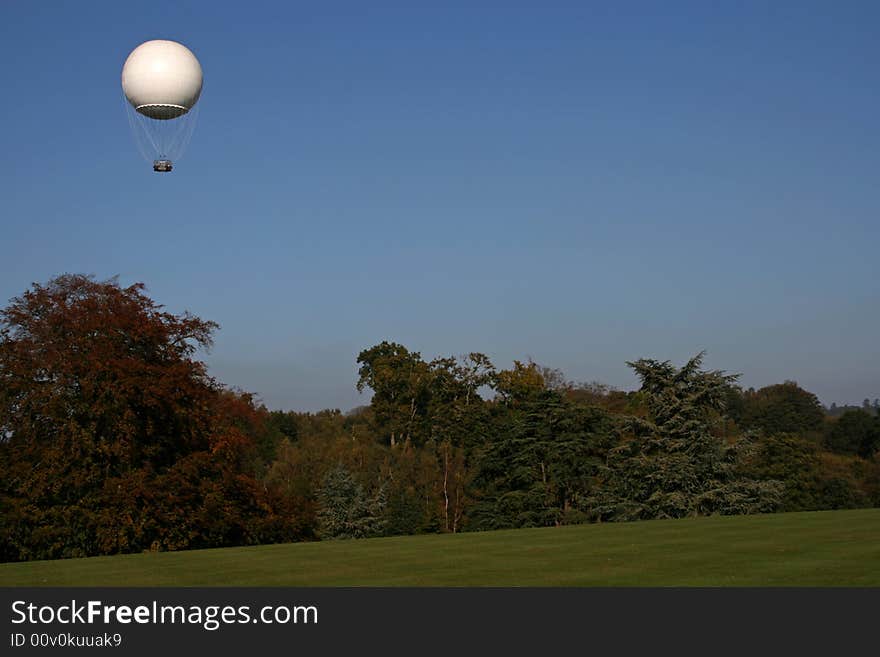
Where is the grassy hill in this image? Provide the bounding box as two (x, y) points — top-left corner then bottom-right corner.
(2, 509), (879, 586)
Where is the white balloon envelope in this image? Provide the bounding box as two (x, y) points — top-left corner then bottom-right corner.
(121, 40), (203, 171)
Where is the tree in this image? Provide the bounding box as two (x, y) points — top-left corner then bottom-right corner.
(0, 276), (218, 557)
(564, 382), (643, 416)
(739, 433), (824, 512)
(536, 364), (569, 392)
(317, 466), (386, 539)
(472, 389), (612, 529)
(0, 275), (300, 560)
(267, 410), (299, 441)
(493, 360), (546, 405)
(874, 415), (880, 457)
(740, 382), (824, 435)
(0, 274), (218, 463)
(427, 352), (495, 409)
(825, 409), (880, 457)
(589, 353), (782, 521)
(722, 384), (746, 426)
(356, 342), (432, 446)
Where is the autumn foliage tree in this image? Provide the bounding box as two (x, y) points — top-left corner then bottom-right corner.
(0, 275), (301, 561)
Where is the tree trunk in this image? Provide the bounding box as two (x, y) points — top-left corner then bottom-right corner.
(443, 445), (450, 532)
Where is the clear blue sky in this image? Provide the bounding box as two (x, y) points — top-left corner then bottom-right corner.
(1, 1), (877, 411)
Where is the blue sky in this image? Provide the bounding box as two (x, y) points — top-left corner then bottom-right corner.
(1, 1), (877, 411)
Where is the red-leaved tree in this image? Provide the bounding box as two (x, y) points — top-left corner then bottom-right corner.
(0, 275), (304, 561)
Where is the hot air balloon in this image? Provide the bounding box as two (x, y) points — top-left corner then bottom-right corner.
(121, 40), (203, 172)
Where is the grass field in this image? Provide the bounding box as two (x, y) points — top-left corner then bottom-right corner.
(2, 509), (879, 586)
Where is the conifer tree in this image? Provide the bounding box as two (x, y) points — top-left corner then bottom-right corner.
(589, 353), (782, 521)
(317, 466), (386, 539)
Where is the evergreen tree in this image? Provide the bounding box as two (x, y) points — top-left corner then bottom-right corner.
(317, 466), (386, 539)
(472, 388), (612, 529)
(588, 353), (782, 521)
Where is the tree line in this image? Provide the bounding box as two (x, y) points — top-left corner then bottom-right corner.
(1, 275), (878, 561)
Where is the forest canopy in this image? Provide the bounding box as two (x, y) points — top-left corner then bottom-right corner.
(1, 275), (878, 562)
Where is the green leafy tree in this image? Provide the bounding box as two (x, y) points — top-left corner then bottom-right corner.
(873, 415), (880, 457)
(741, 382), (825, 435)
(739, 433), (824, 511)
(428, 353), (495, 409)
(493, 360), (546, 406)
(267, 410), (299, 441)
(410, 354), (495, 532)
(356, 342), (432, 446)
(380, 440), (438, 534)
(825, 409), (880, 457)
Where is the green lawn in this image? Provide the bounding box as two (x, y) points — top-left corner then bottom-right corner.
(2, 509), (878, 586)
